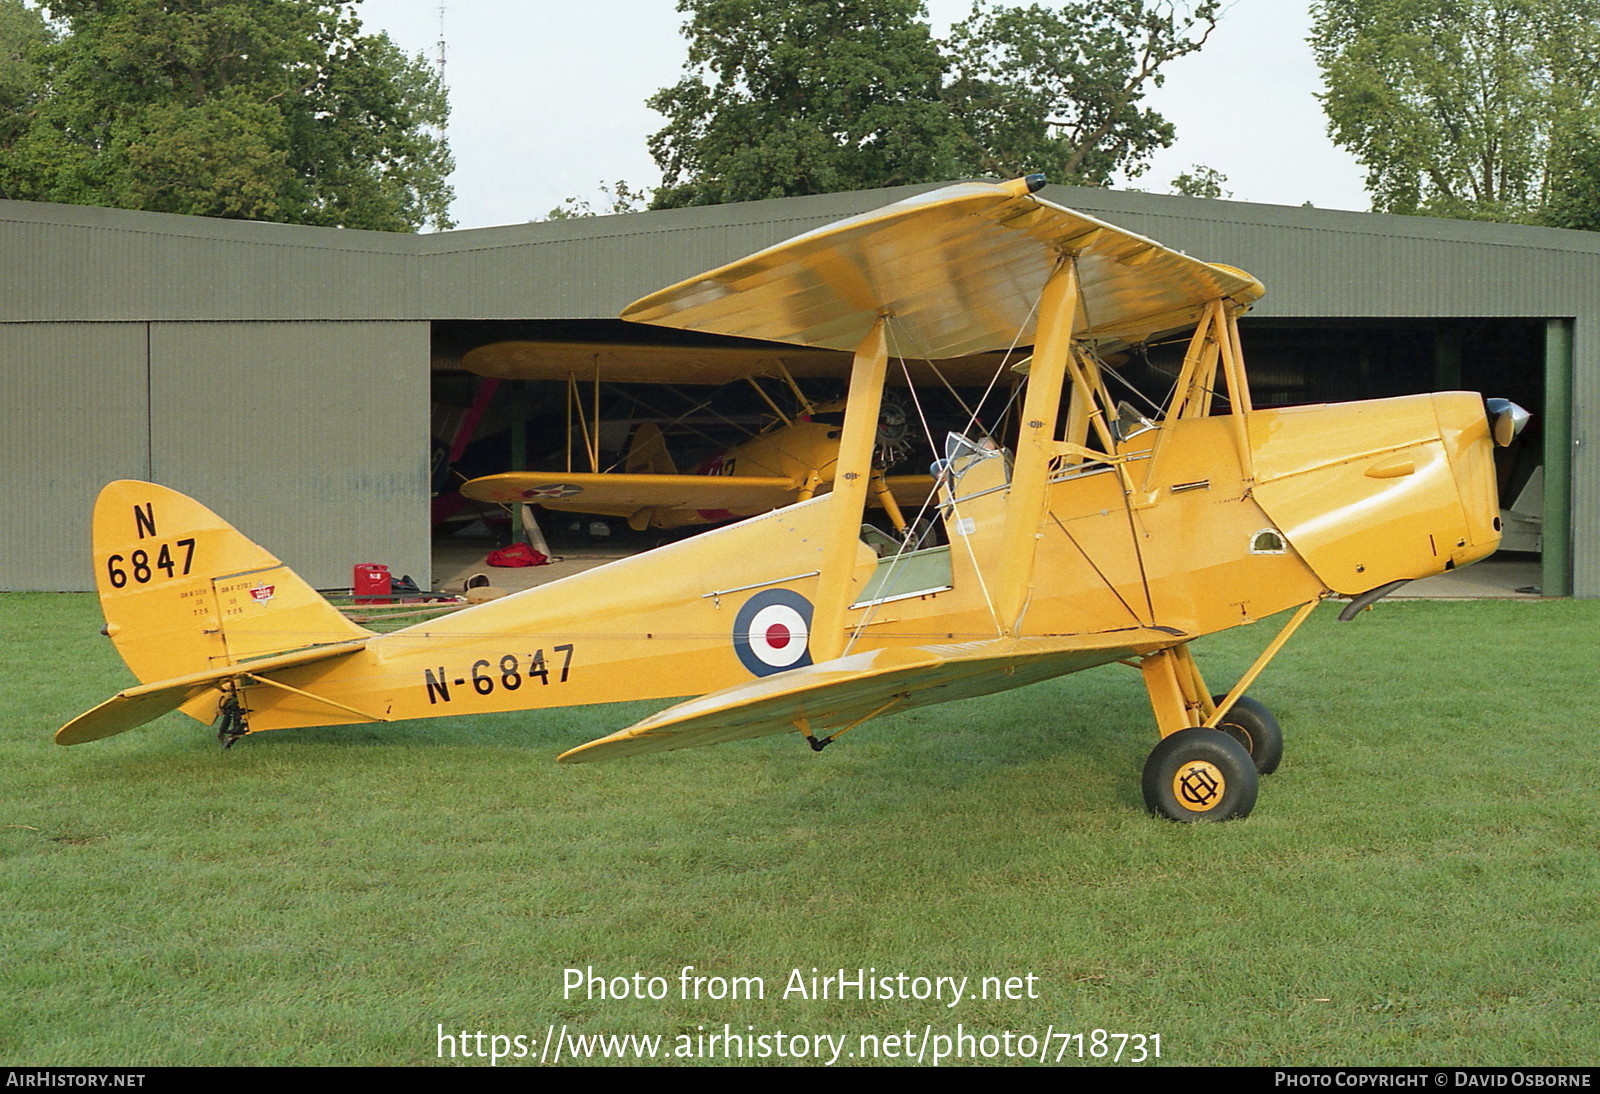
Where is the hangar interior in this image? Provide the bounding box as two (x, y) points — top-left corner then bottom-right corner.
(426, 311), (1558, 596)
(1243, 317), (1553, 557)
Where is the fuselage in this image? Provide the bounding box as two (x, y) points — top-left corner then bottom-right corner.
(233, 391), (1501, 735)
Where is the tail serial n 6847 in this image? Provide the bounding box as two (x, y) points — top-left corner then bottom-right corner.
(58, 176), (1525, 821)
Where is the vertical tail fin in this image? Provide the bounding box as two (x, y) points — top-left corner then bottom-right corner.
(624, 421), (678, 475)
(91, 480), (370, 686)
(57, 481), (372, 744)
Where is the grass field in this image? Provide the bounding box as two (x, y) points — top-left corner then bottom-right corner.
(2, 593), (1596, 1067)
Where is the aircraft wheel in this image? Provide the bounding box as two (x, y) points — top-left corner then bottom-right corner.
(1141, 728), (1258, 822)
(1210, 694), (1283, 775)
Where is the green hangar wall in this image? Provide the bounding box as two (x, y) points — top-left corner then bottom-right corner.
(0, 201), (428, 592)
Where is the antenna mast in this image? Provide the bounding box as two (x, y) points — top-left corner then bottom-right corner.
(435, 3), (447, 87)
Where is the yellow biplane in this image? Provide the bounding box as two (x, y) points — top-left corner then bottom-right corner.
(459, 395), (932, 533)
(56, 177), (1522, 821)
(454, 338), (1002, 531)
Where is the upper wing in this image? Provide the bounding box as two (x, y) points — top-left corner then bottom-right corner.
(557, 629), (1182, 763)
(459, 470), (799, 515)
(622, 179), (1264, 358)
(459, 340), (844, 384)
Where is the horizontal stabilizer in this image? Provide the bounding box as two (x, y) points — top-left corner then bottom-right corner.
(558, 630), (1176, 763)
(55, 681), (221, 746)
(55, 640), (368, 745)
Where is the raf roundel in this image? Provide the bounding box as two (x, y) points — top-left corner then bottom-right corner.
(732, 589), (814, 677)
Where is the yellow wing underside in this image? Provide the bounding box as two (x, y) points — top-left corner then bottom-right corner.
(461, 470), (796, 513)
(558, 629), (1181, 763)
(457, 340), (1016, 386)
(622, 180), (1264, 356)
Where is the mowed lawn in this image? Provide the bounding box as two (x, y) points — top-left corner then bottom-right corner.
(2, 593), (1595, 1067)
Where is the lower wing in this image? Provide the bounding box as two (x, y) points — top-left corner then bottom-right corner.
(459, 470), (799, 515)
(557, 629), (1183, 763)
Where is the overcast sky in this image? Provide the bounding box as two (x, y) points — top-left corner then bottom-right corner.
(356, 0), (1372, 230)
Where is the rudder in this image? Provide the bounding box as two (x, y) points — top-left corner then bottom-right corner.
(624, 421), (678, 475)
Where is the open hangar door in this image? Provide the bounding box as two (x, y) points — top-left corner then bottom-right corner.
(1046, 315), (1559, 596)
(425, 316), (1565, 598)
(1228, 318), (1555, 595)
(426, 320), (620, 566)
(427, 319), (869, 581)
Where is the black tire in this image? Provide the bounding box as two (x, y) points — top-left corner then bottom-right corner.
(1211, 694), (1283, 775)
(1141, 728), (1258, 822)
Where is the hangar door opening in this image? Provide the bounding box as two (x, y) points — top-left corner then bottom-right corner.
(1238, 317), (1565, 596)
(427, 316), (1572, 598)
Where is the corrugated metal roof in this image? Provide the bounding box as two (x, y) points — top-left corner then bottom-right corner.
(0, 198), (414, 322)
(7, 182), (1600, 322)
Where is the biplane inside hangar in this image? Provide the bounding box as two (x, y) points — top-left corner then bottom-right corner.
(446, 335), (1020, 535)
(58, 176), (1522, 821)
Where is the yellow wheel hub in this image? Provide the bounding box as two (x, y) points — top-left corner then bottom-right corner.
(1172, 760), (1226, 812)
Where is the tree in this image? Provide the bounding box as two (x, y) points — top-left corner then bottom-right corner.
(0, 1), (47, 134)
(645, 0), (1222, 209)
(0, 0), (52, 197)
(1170, 164), (1228, 198)
(1311, 0), (1600, 224)
(944, 1), (1221, 186)
(0, 0), (453, 230)
(646, 0), (966, 208)
(1545, 131), (1600, 231)
(544, 180), (651, 221)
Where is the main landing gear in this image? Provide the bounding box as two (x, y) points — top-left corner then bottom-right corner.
(1139, 702), (1282, 822)
(1134, 624), (1303, 821)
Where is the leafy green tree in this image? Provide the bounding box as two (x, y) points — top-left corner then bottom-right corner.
(0, 1), (47, 133)
(943, 0), (1221, 185)
(1311, 0), (1600, 224)
(1, 0), (453, 230)
(646, 0), (965, 208)
(0, 0), (52, 197)
(646, 0), (1222, 208)
(544, 180), (651, 221)
(1170, 164), (1228, 198)
(1544, 130), (1600, 231)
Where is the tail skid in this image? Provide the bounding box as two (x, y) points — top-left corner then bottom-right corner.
(56, 481), (374, 745)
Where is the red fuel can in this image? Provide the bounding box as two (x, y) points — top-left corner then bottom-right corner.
(353, 563), (390, 604)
